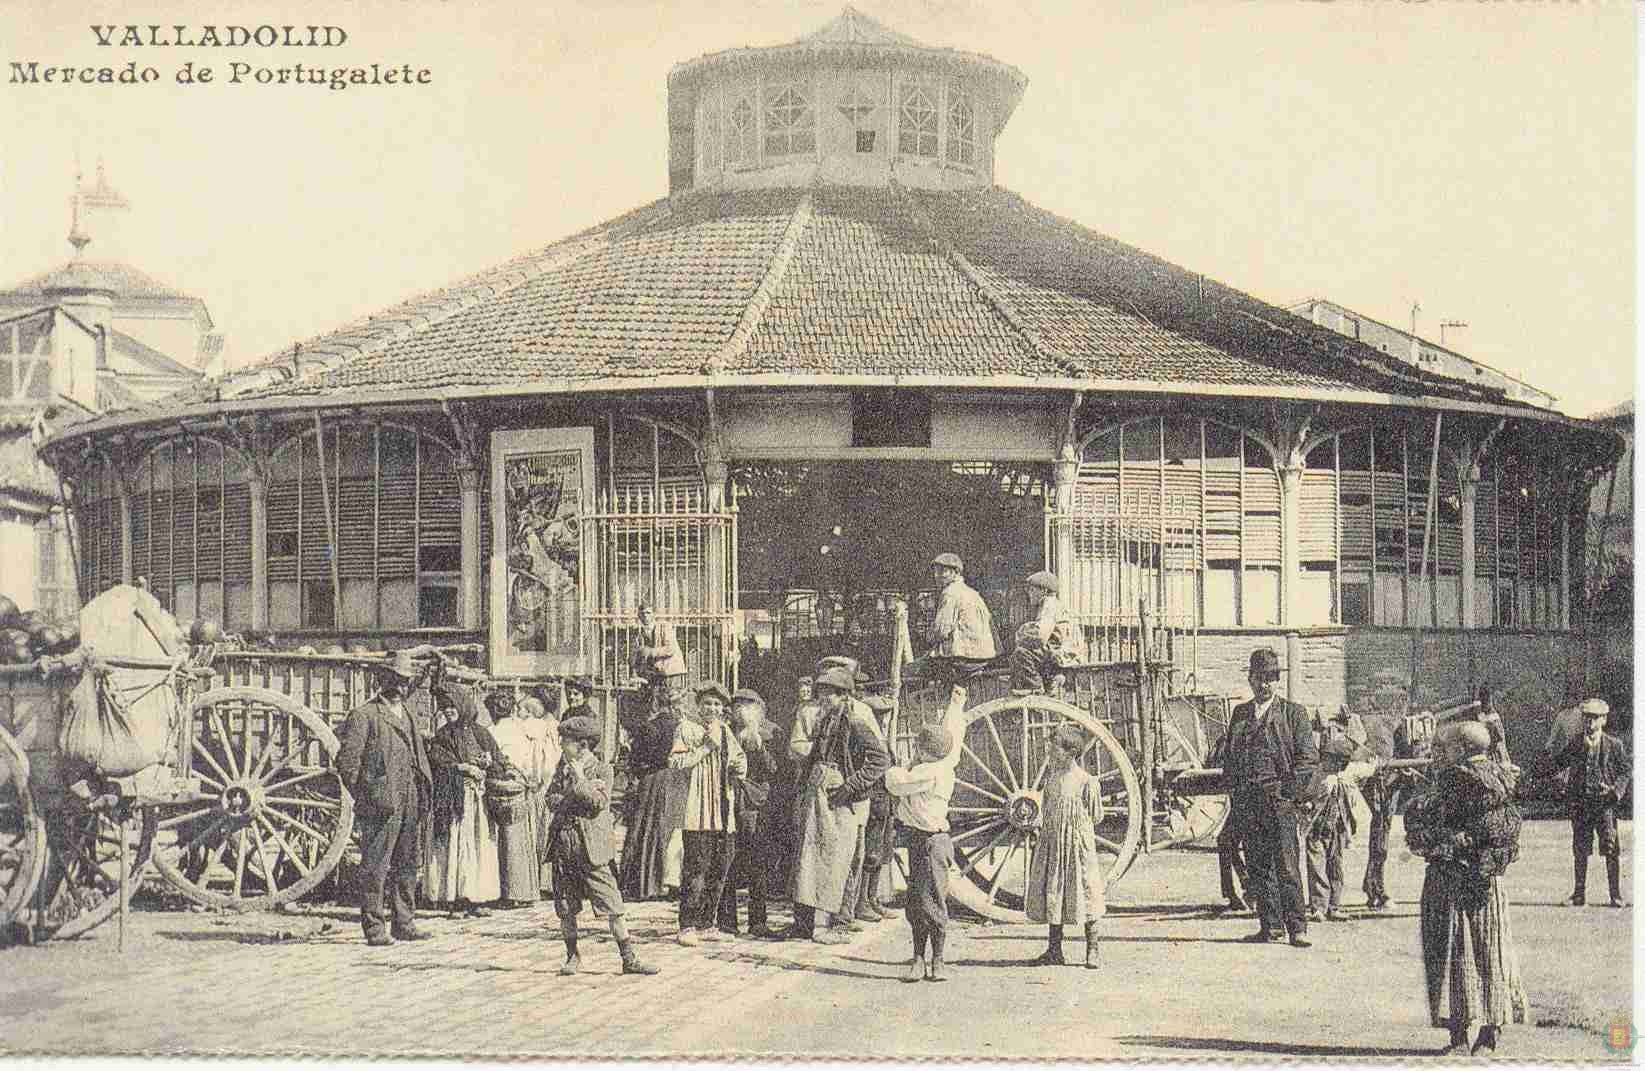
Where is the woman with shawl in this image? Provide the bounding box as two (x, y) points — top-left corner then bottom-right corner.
(619, 686), (689, 900)
(488, 690), (559, 907)
(425, 681), (504, 916)
(1405, 721), (1529, 1055)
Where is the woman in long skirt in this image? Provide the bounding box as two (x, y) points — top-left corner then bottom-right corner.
(619, 691), (688, 901)
(1025, 723), (1105, 968)
(1406, 722), (1529, 1055)
(426, 682), (503, 916)
(488, 690), (558, 907)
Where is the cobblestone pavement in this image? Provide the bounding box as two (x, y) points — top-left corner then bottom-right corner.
(0, 819), (1632, 1059)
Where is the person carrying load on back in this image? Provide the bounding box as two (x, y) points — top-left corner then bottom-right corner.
(1010, 569), (1085, 696)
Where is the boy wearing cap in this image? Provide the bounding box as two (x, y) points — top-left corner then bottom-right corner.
(1011, 569), (1086, 695)
(669, 682), (748, 945)
(884, 693), (966, 980)
(719, 688), (781, 937)
(545, 716), (658, 976)
(1551, 698), (1630, 907)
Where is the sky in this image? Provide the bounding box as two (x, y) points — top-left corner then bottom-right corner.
(0, 0), (1635, 417)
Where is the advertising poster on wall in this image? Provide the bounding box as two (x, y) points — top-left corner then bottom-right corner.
(489, 427), (593, 677)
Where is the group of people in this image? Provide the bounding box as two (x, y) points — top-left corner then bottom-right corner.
(1202, 644), (1631, 1056)
(332, 562), (1629, 1051)
(333, 652), (661, 972)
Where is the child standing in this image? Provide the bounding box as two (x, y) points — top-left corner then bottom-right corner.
(670, 682), (747, 946)
(544, 716), (659, 976)
(1026, 723), (1105, 969)
(883, 689), (966, 981)
(1305, 736), (1375, 921)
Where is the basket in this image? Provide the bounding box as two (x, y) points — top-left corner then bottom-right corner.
(485, 778), (530, 825)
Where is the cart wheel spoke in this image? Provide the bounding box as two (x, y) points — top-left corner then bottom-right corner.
(262, 768), (329, 795)
(156, 806), (215, 831)
(1094, 833), (1124, 855)
(957, 824), (1012, 879)
(262, 797), (341, 812)
(952, 777), (1006, 805)
(255, 814), (312, 878)
(192, 740), (235, 793)
(264, 803), (330, 847)
(957, 749), (1012, 800)
(207, 709), (242, 780)
(982, 715), (1018, 791)
(986, 838), (1021, 904)
(949, 817), (1006, 846)
(247, 821), (280, 895)
(231, 828), (249, 899)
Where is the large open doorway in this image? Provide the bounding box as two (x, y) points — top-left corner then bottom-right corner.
(730, 460), (1049, 705)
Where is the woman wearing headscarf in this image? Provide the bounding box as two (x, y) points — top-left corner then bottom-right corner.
(1405, 721), (1528, 1055)
(619, 685), (689, 901)
(517, 693), (562, 897)
(488, 689), (558, 907)
(425, 681), (504, 916)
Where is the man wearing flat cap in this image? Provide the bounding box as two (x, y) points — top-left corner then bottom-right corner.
(336, 650), (434, 946)
(1223, 647), (1319, 947)
(1011, 569), (1086, 695)
(925, 553), (996, 690)
(1551, 698), (1630, 907)
(785, 665), (890, 943)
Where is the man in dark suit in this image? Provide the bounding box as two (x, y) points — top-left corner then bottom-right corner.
(336, 650), (434, 946)
(1224, 647), (1319, 947)
(545, 716), (659, 975)
(1552, 698), (1631, 907)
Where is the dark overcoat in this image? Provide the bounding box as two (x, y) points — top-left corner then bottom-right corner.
(337, 698), (433, 822)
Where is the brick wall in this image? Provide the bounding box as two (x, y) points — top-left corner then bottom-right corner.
(1187, 626), (1590, 783)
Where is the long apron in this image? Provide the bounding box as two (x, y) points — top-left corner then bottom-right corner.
(789, 762), (866, 916)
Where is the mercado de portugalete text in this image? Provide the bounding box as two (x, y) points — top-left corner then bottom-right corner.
(9, 60), (433, 89)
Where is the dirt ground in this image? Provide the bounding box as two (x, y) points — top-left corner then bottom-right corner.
(0, 816), (1633, 1060)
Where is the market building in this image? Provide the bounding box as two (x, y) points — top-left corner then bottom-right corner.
(38, 9), (1625, 749)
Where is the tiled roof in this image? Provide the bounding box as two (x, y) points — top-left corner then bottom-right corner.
(1, 261), (194, 302)
(96, 373), (146, 412)
(71, 183), (1538, 427)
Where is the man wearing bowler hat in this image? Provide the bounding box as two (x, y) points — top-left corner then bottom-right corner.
(926, 553), (996, 690)
(1223, 647), (1319, 947)
(336, 650), (435, 945)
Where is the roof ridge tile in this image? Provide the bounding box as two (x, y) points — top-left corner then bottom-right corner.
(702, 190), (815, 376)
(893, 183), (1082, 377)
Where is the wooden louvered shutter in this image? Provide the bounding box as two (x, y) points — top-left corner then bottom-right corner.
(1242, 465), (1281, 567)
(378, 427), (416, 582)
(1299, 466), (1337, 562)
(196, 442), (224, 583)
(129, 456), (151, 587)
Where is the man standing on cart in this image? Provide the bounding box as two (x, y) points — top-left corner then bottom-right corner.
(336, 650), (435, 946)
(924, 553), (996, 691)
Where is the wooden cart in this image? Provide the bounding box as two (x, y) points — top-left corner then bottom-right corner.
(0, 586), (357, 938)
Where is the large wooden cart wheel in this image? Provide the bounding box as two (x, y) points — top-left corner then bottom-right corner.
(946, 694), (1142, 924)
(33, 803), (156, 940)
(0, 729), (45, 932)
(1154, 694), (1230, 848)
(150, 687), (353, 911)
